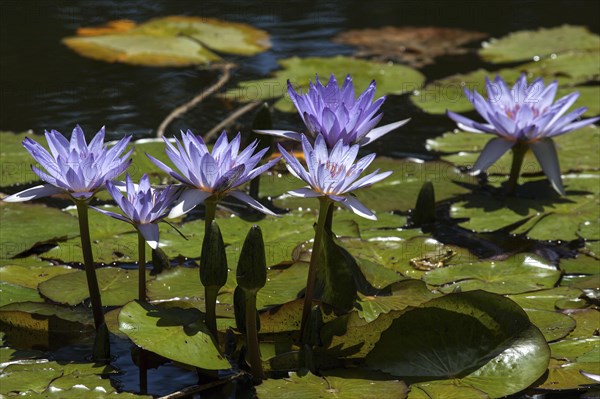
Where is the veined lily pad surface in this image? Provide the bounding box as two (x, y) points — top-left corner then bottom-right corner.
(63, 16), (271, 67)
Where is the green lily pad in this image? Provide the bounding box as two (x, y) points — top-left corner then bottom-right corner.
(118, 300), (230, 370)
(423, 253), (560, 294)
(525, 309), (576, 342)
(0, 202), (79, 260)
(521, 51), (600, 86)
(0, 131), (46, 187)
(366, 291), (550, 398)
(427, 126), (600, 174)
(507, 287), (584, 311)
(550, 337), (599, 361)
(0, 265), (76, 288)
(357, 279), (439, 323)
(0, 347), (42, 371)
(63, 16), (270, 67)
(479, 25), (600, 63)
(447, 173), (600, 240)
(0, 360), (115, 395)
(565, 310), (600, 339)
(408, 380), (489, 399)
(38, 267), (144, 306)
(224, 56), (424, 112)
(0, 282), (42, 307)
(256, 370), (408, 399)
(535, 358), (600, 390)
(0, 302), (93, 333)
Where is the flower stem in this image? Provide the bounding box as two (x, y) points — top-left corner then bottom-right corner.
(506, 142), (527, 195)
(204, 197), (218, 232)
(137, 230), (146, 302)
(75, 202), (105, 330)
(205, 286), (219, 345)
(245, 292), (263, 380)
(300, 197), (331, 343)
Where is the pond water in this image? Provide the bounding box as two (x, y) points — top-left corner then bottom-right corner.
(1, 1), (599, 398)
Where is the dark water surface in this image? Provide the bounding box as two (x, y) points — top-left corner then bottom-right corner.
(1, 0), (599, 157)
(1, 1), (599, 397)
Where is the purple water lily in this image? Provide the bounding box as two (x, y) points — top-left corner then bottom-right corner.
(92, 174), (178, 249)
(448, 74), (600, 194)
(147, 130), (281, 218)
(4, 125), (132, 202)
(278, 134), (392, 220)
(257, 74), (409, 147)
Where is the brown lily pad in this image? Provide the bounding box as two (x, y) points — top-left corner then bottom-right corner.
(334, 26), (487, 68)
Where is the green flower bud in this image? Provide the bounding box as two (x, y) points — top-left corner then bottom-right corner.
(236, 225), (267, 293)
(200, 220), (228, 288)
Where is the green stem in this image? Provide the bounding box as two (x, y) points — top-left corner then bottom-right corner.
(205, 286), (219, 346)
(245, 292), (263, 380)
(506, 142), (527, 195)
(75, 202), (105, 330)
(137, 230), (146, 302)
(300, 197), (331, 343)
(204, 197), (218, 233)
(138, 348), (148, 395)
(324, 200), (334, 233)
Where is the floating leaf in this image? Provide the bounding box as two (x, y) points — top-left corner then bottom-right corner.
(423, 253), (560, 294)
(0, 265), (75, 289)
(535, 358), (600, 390)
(479, 25), (600, 63)
(525, 309), (576, 342)
(63, 16), (270, 67)
(256, 370), (408, 399)
(366, 291), (550, 398)
(39, 267), (144, 306)
(333, 26), (487, 68)
(565, 309), (600, 339)
(507, 287), (584, 311)
(118, 300), (230, 370)
(224, 56), (424, 112)
(0, 282), (42, 307)
(0, 202), (79, 260)
(550, 337), (599, 361)
(0, 302), (93, 333)
(408, 380), (489, 399)
(0, 131), (45, 187)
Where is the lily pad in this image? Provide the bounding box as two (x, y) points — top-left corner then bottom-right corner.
(525, 309), (576, 342)
(550, 337), (600, 361)
(63, 16), (270, 67)
(535, 358), (600, 390)
(408, 380), (489, 399)
(0, 131), (45, 187)
(0, 302), (93, 333)
(118, 300), (230, 370)
(256, 370), (408, 399)
(427, 126), (600, 174)
(366, 291), (550, 398)
(479, 25), (600, 63)
(333, 26), (487, 68)
(224, 56), (424, 112)
(0, 265), (76, 289)
(0, 282), (43, 307)
(38, 267), (144, 306)
(507, 287), (585, 311)
(0, 202), (79, 260)
(565, 310), (600, 339)
(423, 253), (560, 294)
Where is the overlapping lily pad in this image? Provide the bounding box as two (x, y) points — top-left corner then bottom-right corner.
(478, 25), (600, 63)
(224, 56), (424, 112)
(63, 16), (271, 67)
(118, 300), (230, 370)
(366, 291), (550, 398)
(0, 202), (79, 260)
(0, 131), (45, 187)
(423, 253), (560, 294)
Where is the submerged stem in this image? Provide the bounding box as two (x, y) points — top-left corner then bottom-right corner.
(75, 202), (105, 330)
(300, 197), (331, 343)
(137, 230), (146, 302)
(506, 142), (527, 195)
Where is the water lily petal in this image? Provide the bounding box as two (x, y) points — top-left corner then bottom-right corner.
(360, 118), (411, 145)
(340, 195), (377, 220)
(472, 137), (515, 175)
(168, 189), (211, 218)
(229, 190), (277, 216)
(530, 139), (565, 195)
(3, 184), (64, 202)
(254, 129), (303, 141)
(288, 187), (322, 198)
(138, 223), (160, 250)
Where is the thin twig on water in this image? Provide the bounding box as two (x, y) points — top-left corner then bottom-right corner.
(203, 100), (263, 141)
(157, 372), (247, 399)
(156, 63), (235, 138)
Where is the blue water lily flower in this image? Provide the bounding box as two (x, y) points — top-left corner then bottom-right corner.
(147, 130), (281, 218)
(257, 74), (410, 147)
(278, 134), (392, 220)
(92, 174), (178, 249)
(448, 74), (599, 194)
(4, 125), (132, 202)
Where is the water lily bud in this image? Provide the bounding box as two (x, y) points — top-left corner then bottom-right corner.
(200, 220), (228, 288)
(236, 225), (267, 293)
